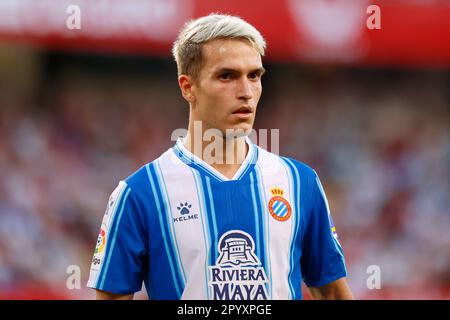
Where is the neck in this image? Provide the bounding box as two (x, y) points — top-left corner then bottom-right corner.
(183, 122), (249, 179)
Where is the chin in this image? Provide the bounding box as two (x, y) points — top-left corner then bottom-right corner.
(223, 125), (253, 138)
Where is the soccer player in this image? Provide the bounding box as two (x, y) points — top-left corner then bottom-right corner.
(87, 14), (354, 300)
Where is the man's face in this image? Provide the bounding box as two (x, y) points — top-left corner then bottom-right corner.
(190, 38), (265, 136)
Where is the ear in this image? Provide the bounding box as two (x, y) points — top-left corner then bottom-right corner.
(178, 74), (196, 104)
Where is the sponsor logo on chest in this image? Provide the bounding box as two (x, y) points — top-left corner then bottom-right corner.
(208, 230), (269, 300)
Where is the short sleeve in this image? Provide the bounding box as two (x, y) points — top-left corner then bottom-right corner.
(301, 171), (347, 287)
(87, 181), (148, 294)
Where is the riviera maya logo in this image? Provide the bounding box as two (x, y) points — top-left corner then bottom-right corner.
(208, 230), (269, 300)
(95, 225), (106, 254)
(268, 187), (292, 222)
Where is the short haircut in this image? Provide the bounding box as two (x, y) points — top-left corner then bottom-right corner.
(172, 13), (266, 80)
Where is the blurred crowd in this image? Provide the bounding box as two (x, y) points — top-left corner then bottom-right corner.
(0, 50), (448, 299)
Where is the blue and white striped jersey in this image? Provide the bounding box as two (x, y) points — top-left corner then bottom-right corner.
(87, 138), (347, 300)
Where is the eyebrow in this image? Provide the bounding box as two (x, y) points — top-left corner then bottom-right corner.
(215, 67), (266, 76)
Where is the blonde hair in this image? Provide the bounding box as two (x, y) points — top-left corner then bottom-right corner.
(172, 13), (266, 80)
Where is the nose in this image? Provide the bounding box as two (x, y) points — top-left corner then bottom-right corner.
(237, 77), (254, 101)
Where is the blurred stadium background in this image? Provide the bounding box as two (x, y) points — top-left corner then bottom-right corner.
(0, 0), (448, 299)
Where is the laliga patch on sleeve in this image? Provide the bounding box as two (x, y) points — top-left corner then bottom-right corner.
(90, 181), (127, 271)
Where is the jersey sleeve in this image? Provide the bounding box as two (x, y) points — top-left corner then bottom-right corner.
(87, 181), (148, 294)
(300, 171), (347, 288)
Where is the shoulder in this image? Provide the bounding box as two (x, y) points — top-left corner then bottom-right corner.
(122, 148), (174, 196)
(255, 145), (318, 181)
(123, 164), (151, 192)
(281, 156), (318, 180)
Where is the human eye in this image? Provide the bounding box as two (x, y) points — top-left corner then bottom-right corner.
(219, 72), (232, 81)
(248, 72), (261, 81)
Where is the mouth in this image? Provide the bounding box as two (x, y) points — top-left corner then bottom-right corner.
(232, 106), (252, 115)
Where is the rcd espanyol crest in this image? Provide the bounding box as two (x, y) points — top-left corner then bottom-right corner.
(208, 230), (269, 300)
(268, 187), (292, 222)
